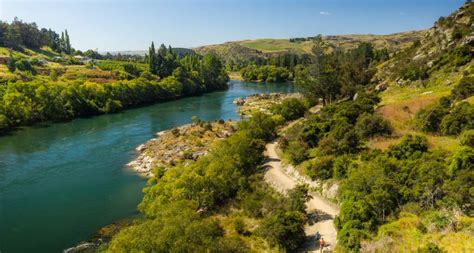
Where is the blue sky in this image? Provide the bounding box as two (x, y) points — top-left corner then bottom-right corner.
(0, 0), (466, 51)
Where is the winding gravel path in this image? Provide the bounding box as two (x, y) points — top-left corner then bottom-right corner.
(264, 141), (339, 252)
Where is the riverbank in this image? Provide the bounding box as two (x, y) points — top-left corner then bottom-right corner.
(233, 92), (302, 116)
(127, 120), (236, 177)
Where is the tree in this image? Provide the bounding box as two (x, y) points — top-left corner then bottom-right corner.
(271, 98), (307, 120)
(355, 113), (393, 138)
(60, 31), (65, 53)
(64, 29), (72, 54)
(260, 210), (306, 251)
(440, 102), (473, 135)
(287, 185), (312, 213)
(148, 42), (157, 74)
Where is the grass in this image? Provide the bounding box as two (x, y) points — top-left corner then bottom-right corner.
(371, 71), (466, 153)
(239, 39), (311, 53)
(234, 31), (425, 55)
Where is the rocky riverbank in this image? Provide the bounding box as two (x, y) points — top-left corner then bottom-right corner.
(233, 92), (301, 116)
(127, 120), (235, 177)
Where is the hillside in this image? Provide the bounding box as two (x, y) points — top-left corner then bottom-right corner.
(272, 2), (473, 252)
(372, 1), (474, 152)
(194, 30), (425, 67)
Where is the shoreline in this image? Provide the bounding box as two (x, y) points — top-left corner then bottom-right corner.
(65, 89), (292, 252)
(127, 121), (235, 177)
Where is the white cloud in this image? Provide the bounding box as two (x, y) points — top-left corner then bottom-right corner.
(319, 11), (331, 16)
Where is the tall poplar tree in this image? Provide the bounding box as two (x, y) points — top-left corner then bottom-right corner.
(65, 29), (71, 54)
(148, 42), (158, 75)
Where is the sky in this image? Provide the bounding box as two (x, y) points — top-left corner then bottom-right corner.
(0, 0), (466, 51)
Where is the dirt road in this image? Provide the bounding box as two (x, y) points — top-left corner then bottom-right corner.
(264, 141), (339, 252)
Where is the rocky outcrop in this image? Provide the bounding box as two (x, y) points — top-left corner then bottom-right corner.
(234, 92), (301, 116)
(128, 121), (235, 177)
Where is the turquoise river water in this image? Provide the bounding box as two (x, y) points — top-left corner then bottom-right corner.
(0, 80), (295, 253)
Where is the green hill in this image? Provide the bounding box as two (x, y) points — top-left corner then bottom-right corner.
(194, 30), (425, 66)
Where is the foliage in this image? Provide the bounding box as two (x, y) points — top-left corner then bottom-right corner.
(271, 97), (308, 121)
(284, 140), (309, 164)
(416, 104), (449, 133)
(0, 51), (228, 134)
(355, 113), (392, 138)
(259, 210), (306, 251)
(281, 92), (380, 164)
(440, 102), (473, 135)
(107, 114), (308, 251)
(335, 135), (474, 250)
(451, 76), (474, 100)
(295, 42), (377, 104)
(388, 135), (428, 159)
(0, 17), (73, 54)
(241, 65), (291, 82)
(459, 129), (474, 147)
(304, 155), (335, 180)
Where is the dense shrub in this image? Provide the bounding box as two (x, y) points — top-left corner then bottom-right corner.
(260, 210), (306, 251)
(15, 59), (35, 73)
(388, 135), (428, 159)
(332, 154), (354, 179)
(416, 105), (449, 132)
(304, 155), (335, 180)
(440, 102), (474, 135)
(355, 113), (392, 138)
(451, 76), (474, 100)
(459, 129), (474, 147)
(271, 98), (307, 120)
(432, 45), (472, 70)
(241, 65), (291, 82)
(284, 140), (309, 164)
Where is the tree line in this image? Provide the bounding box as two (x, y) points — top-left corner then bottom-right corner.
(0, 17), (72, 54)
(0, 43), (228, 134)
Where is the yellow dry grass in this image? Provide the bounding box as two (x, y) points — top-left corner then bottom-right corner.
(370, 82), (461, 152)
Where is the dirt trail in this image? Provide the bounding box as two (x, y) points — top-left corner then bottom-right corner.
(264, 141), (339, 252)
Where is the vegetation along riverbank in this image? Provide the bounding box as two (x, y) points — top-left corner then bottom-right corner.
(0, 20), (228, 135)
(1, 1), (473, 252)
(101, 2), (473, 252)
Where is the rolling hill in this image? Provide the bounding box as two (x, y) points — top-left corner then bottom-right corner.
(194, 30), (426, 66)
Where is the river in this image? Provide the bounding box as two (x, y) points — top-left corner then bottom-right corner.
(0, 80), (295, 253)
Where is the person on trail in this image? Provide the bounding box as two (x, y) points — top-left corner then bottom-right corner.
(319, 237), (325, 253)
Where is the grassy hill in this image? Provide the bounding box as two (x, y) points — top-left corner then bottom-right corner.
(194, 30), (426, 65)
(370, 1), (474, 153)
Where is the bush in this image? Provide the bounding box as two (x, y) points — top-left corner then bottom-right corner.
(271, 98), (307, 121)
(389, 135), (428, 159)
(305, 156), (335, 180)
(416, 105), (449, 133)
(459, 129), (474, 147)
(355, 113), (392, 138)
(285, 140), (309, 164)
(15, 59), (34, 73)
(451, 76), (474, 101)
(123, 63), (141, 79)
(260, 210), (306, 251)
(7, 58), (16, 72)
(241, 65), (291, 82)
(333, 154), (354, 179)
(440, 102), (474, 135)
